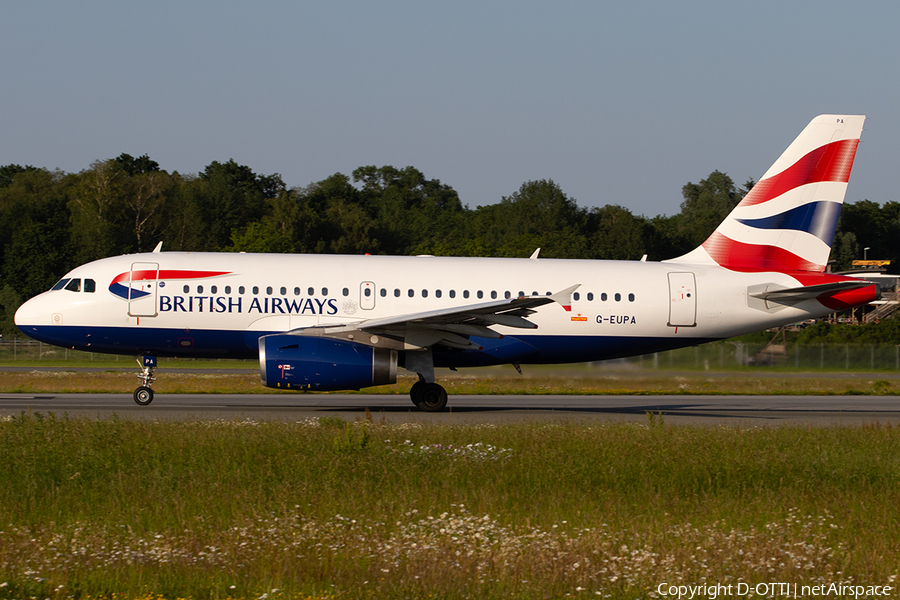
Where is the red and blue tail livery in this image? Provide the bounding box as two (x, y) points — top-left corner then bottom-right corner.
(672, 115), (864, 273)
(16, 115), (877, 411)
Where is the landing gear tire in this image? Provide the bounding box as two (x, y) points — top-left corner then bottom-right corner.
(134, 386), (154, 406)
(416, 383), (448, 413)
(409, 380), (425, 407)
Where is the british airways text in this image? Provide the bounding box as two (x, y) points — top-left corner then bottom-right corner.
(158, 295), (339, 315)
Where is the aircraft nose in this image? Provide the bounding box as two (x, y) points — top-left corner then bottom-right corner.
(14, 295), (44, 330)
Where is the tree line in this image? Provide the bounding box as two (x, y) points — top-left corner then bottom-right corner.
(0, 155), (895, 334)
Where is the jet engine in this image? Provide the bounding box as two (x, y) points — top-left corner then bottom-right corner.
(259, 334), (397, 391)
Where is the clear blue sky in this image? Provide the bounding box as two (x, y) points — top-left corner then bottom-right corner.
(2, 1), (897, 217)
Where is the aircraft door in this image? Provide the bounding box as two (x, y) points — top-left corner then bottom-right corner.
(360, 281), (376, 310)
(667, 272), (696, 327)
(128, 262), (159, 318)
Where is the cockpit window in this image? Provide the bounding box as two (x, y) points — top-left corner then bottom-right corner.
(64, 278), (82, 292)
(84, 279), (96, 293)
(51, 278), (70, 291)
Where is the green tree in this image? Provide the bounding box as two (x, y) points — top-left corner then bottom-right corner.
(830, 231), (859, 272)
(587, 205), (649, 260)
(228, 189), (306, 253)
(353, 165), (465, 255)
(835, 200), (900, 272)
(113, 153), (160, 176)
(0, 168), (73, 298)
(68, 160), (130, 262)
(678, 170), (743, 247)
(0, 283), (23, 336)
(300, 173), (369, 253)
(469, 179), (589, 258)
(0, 164), (39, 188)
(197, 160), (284, 250)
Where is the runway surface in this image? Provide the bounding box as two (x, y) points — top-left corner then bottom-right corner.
(1, 393), (898, 426)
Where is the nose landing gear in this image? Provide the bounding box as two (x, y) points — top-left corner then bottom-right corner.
(134, 355), (157, 406)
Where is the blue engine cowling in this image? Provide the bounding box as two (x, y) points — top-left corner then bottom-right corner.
(259, 334), (397, 391)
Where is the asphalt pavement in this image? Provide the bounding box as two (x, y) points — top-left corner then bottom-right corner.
(1, 393), (897, 426)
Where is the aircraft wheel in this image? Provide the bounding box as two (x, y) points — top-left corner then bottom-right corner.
(416, 383), (448, 412)
(133, 386), (154, 406)
(409, 380), (425, 407)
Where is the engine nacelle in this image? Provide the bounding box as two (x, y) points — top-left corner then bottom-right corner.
(259, 334), (397, 391)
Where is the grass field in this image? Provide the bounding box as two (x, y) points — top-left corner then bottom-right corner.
(0, 413), (898, 599)
(1, 367), (900, 396)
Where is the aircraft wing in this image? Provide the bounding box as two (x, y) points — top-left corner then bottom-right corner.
(286, 284), (580, 351)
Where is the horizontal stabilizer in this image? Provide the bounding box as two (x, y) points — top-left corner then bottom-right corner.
(750, 280), (874, 302)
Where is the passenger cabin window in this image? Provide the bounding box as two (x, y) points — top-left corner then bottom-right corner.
(198, 285), (204, 294)
(342, 288), (349, 296)
(280, 287), (286, 295)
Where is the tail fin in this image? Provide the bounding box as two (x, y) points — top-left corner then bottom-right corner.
(669, 114), (865, 272)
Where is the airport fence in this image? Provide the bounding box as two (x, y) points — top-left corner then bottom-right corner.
(627, 341), (900, 371)
(2, 336), (900, 371)
(0, 337), (248, 365)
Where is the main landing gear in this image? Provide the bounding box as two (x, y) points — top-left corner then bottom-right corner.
(410, 378), (448, 412)
(134, 355), (157, 406)
(405, 349), (448, 412)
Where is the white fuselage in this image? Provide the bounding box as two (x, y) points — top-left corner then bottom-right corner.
(14, 251), (846, 367)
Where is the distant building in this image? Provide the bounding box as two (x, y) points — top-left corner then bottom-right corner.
(850, 259), (891, 270)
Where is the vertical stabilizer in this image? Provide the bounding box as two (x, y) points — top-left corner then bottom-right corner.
(669, 115), (865, 272)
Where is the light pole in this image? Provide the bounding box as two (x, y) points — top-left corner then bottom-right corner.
(864, 247), (871, 260)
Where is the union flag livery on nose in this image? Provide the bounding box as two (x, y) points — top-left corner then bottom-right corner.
(108, 270), (232, 300)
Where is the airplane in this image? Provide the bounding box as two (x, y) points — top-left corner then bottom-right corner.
(14, 114), (876, 411)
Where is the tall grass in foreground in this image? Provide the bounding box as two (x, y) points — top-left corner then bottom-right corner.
(0, 414), (898, 599)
